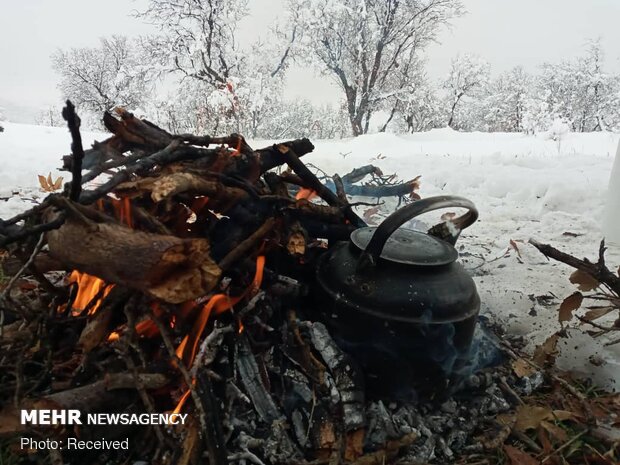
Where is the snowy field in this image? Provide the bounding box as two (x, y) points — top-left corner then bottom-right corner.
(1, 122), (619, 389)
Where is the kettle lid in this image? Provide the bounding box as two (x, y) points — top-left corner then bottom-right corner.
(351, 227), (458, 266)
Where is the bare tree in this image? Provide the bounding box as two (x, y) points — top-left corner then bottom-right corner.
(136, 0), (295, 135)
(291, 0), (463, 136)
(444, 53), (490, 128)
(52, 35), (151, 116)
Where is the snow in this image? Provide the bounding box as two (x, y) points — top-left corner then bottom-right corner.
(1, 122), (619, 390)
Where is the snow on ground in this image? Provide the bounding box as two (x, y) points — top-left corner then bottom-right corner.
(1, 122), (619, 389)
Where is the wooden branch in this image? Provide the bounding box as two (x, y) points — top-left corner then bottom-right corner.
(62, 100), (85, 201)
(529, 239), (620, 296)
(276, 144), (366, 228)
(257, 138), (315, 173)
(46, 207), (221, 304)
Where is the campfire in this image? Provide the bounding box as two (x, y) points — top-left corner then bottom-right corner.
(0, 103), (618, 465)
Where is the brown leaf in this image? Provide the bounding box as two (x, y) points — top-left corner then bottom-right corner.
(503, 445), (538, 465)
(533, 333), (560, 366)
(53, 176), (64, 190)
(287, 232), (306, 256)
(569, 269), (599, 291)
(38, 172), (64, 192)
(512, 358), (537, 378)
(514, 405), (576, 432)
(509, 239), (522, 258)
(38, 174), (50, 191)
(540, 420), (568, 442)
(363, 206), (381, 224)
(582, 307), (615, 322)
(559, 292), (583, 323)
(515, 405), (554, 431)
(441, 212), (456, 221)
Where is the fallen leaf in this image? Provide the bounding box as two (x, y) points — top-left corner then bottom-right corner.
(515, 405), (576, 431)
(541, 420), (568, 442)
(287, 232), (306, 256)
(441, 212), (456, 221)
(363, 206), (381, 224)
(53, 176), (64, 190)
(533, 333), (560, 366)
(559, 292), (583, 323)
(37, 172), (64, 192)
(515, 405), (554, 431)
(503, 445), (538, 465)
(569, 270), (599, 291)
(582, 307), (615, 322)
(509, 239), (522, 258)
(537, 424), (554, 454)
(512, 358), (537, 378)
(38, 174), (49, 190)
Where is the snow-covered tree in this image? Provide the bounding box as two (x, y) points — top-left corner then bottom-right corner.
(538, 40), (620, 132)
(291, 0), (463, 136)
(386, 61), (442, 133)
(136, 0), (295, 136)
(35, 106), (64, 128)
(443, 54), (490, 128)
(52, 36), (152, 118)
(474, 66), (532, 132)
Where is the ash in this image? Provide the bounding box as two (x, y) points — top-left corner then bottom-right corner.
(216, 316), (544, 465)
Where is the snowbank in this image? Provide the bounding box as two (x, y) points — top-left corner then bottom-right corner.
(2, 123), (619, 389)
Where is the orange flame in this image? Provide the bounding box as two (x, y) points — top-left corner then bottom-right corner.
(176, 255), (265, 367)
(172, 382), (193, 415)
(69, 271), (114, 315)
(296, 188), (318, 201)
(230, 137), (242, 157)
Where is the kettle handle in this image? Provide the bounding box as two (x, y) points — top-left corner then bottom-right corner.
(358, 195), (478, 270)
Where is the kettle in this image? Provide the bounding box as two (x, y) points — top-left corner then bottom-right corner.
(315, 195), (480, 398)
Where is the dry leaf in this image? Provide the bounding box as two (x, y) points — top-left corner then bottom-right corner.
(582, 307), (615, 322)
(540, 420), (568, 442)
(533, 333), (560, 366)
(509, 239), (522, 258)
(512, 358), (537, 378)
(515, 405), (554, 431)
(537, 424), (554, 454)
(569, 269), (599, 291)
(38, 174), (48, 190)
(514, 405), (575, 431)
(558, 291), (583, 323)
(503, 445), (538, 465)
(53, 176), (64, 190)
(441, 212), (456, 221)
(287, 232), (306, 256)
(37, 172), (64, 192)
(363, 206), (381, 224)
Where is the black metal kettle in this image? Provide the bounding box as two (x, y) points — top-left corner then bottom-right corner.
(315, 195), (480, 398)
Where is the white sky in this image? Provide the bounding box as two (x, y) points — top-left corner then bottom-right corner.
(2, 0), (620, 122)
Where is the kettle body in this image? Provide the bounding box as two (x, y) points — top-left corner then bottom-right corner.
(315, 196), (480, 399)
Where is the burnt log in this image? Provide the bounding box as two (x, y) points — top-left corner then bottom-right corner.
(45, 207), (221, 304)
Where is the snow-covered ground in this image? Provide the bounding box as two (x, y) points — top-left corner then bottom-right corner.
(1, 122), (619, 389)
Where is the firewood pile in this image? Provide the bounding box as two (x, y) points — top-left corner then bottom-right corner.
(0, 103), (618, 465)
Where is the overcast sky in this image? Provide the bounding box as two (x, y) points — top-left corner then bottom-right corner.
(2, 0), (620, 122)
